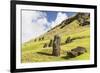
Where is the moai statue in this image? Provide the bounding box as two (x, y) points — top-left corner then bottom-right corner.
(52, 35), (61, 56)
(43, 43), (48, 48)
(48, 39), (53, 47)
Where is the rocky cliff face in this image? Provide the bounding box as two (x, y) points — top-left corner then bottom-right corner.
(60, 13), (90, 28)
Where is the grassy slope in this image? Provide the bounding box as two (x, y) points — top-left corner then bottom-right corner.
(22, 19), (90, 63)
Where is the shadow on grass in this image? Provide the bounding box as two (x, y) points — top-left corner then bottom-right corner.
(37, 52), (52, 56)
(62, 56), (74, 60)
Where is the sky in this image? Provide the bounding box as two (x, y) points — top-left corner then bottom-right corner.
(22, 10), (76, 43)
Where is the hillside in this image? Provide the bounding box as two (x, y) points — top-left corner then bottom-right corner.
(22, 13), (90, 63)
(42, 13), (90, 39)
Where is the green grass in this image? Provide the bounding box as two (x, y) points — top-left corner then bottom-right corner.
(21, 19), (90, 63)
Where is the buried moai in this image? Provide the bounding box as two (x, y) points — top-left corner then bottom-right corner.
(52, 35), (61, 56)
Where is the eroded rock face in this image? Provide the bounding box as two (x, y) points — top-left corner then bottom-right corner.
(77, 13), (90, 26)
(60, 13), (90, 28)
(67, 46), (87, 58)
(52, 35), (61, 56)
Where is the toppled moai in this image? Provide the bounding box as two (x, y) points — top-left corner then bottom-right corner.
(71, 46), (87, 55)
(67, 46), (87, 58)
